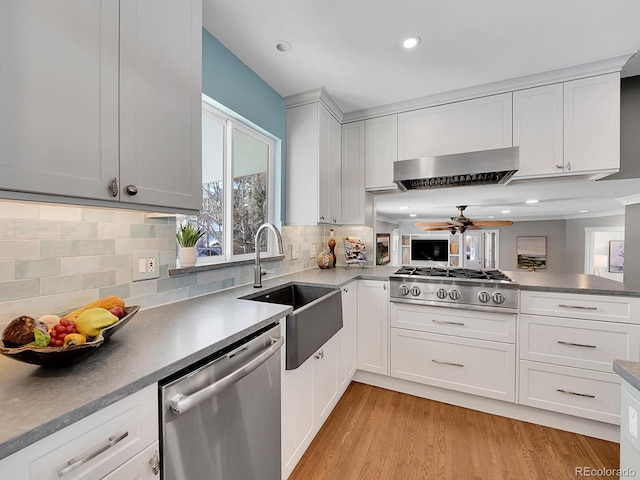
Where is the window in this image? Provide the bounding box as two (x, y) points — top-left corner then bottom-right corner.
(178, 100), (275, 265)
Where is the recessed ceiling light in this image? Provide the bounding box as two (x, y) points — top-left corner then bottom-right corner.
(488, 216), (495, 219)
(525, 199), (539, 204)
(399, 206), (409, 210)
(275, 41), (291, 53)
(409, 213), (417, 217)
(579, 210), (589, 213)
(501, 210), (511, 214)
(402, 36), (421, 49)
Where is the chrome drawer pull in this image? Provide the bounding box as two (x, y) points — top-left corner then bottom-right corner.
(557, 340), (597, 349)
(58, 431), (129, 477)
(558, 304), (598, 310)
(557, 388), (596, 399)
(432, 359), (464, 367)
(432, 319), (465, 326)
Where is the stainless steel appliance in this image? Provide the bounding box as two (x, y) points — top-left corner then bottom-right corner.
(160, 323), (283, 480)
(389, 266), (519, 312)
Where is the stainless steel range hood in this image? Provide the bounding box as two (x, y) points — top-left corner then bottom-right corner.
(393, 146), (519, 191)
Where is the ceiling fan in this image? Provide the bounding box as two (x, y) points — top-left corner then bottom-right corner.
(414, 206), (513, 234)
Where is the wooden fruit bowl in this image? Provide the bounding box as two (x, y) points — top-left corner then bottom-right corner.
(0, 306), (139, 367)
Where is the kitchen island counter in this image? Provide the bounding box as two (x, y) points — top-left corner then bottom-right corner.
(504, 270), (640, 297)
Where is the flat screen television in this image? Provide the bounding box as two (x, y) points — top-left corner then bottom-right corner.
(411, 238), (449, 263)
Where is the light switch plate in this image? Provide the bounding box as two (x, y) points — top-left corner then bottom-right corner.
(132, 250), (160, 281)
(310, 243), (317, 258)
(291, 244), (300, 260)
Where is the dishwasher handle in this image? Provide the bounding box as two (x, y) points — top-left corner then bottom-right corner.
(169, 335), (283, 415)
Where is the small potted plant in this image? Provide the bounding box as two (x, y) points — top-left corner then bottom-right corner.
(176, 223), (205, 267)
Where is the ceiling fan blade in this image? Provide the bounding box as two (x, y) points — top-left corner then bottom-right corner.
(471, 220), (514, 227)
(422, 226), (453, 231)
(414, 221), (455, 227)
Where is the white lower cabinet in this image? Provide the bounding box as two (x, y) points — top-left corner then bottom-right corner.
(357, 280), (389, 375)
(102, 441), (160, 479)
(620, 379), (640, 472)
(339, 281), (358, 393)
(281, 332), (341, 480)
(0, 384), (158, 479)
(391, 328), (516, 402)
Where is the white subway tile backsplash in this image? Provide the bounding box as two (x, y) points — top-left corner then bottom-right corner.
(81, 239), (116, 256)
(115, 238), (147, 254)
(0, 201), (39, 219)
(0, 261), (15, 282)
(14, 220), (61, 239)
(99, 254), (131, 271)
(41, 240), (82, 258)
(60, 256), (101, 275)
(0, 279), (40, 302)
(15, 258), (60, 279)
(83, 271), (116, 290)
(40, 204), (82, 222)
(60, 222), (98, 239)
(82, 208), (115, 223)
(41, 275), (83, 296)
(0, 241), (40, 260)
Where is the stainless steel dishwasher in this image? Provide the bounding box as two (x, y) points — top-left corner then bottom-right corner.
(160, 322), (283, 480)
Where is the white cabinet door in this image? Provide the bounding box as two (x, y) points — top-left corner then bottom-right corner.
(340, 282), (358, 392)
(397, 93), (513, 160)
(315, 333), (341, 426)
(281, 355), (315, 479)
(329, 110), (343, 224)
(341, 122), (368, 225)
(318, 104), (334, 224)
(357, 280), (389, 375)
(512, 83), (564, 178)
(102, 441), (159, 479)
(0, 0), (120, 201)
(365, 114), (398, 190)
(119, 0), (202, 211)
(564, 73), (620, 175)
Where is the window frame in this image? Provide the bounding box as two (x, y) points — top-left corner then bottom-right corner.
(195, 98), (277, 266)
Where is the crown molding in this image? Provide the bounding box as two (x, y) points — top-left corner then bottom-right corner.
(283, 87), (344, 122)
(616, 194), (640, 206)
(342, 52), (636, 122)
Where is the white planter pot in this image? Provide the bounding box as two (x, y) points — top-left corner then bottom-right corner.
(178, 246), (197, 267)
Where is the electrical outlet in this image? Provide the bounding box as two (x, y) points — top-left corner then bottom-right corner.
(291, 244), (300, 260)
(310, 243), (317, 258)
(132, 250), (160, 281)
(630, 406), (638, 439)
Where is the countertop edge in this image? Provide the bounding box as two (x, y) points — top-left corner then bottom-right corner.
(614, 360), (640, 391)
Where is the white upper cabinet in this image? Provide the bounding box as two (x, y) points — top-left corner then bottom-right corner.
(0, 0), (202, 212)
(341, 121), (373, 226)
(286, 102), (342, 225)
(397, 93), (513, 160)
(0, 1), (120, 201)
(563, 73), (620, 176)
(365, 114), (398, 190)
(512, 83), (564, 178)
(119, 0), (202, 211)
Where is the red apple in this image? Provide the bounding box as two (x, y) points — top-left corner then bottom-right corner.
(109, 306), (125, 319)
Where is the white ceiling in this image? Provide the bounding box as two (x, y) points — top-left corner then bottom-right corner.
(202, 0), (640, 223)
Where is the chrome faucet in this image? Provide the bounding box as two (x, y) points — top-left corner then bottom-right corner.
(254, 223), (284, 288)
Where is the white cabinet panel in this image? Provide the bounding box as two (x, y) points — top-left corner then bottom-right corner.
(102, 441), (159, 479)
(397, 93), (512, 160)
(564, 73), (620, 175)
(391, 328), (516, 402)
(0, 0), (120, 201)
(519, 360), (620, 424)
(512, 83), (564, 178)
(315, 333), (341, 426)
(119, 0), (202, 211)
(339, 282), (358, 392)
(341, 122), (370, 225)
(365, 114), (398, 190)
(520, 314), (640, 373)
(357, 280), (389, 375)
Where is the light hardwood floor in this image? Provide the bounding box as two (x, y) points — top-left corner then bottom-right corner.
(289, 382), (619, 480)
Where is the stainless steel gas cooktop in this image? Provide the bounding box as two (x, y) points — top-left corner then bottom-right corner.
(389, 266), (519, 312)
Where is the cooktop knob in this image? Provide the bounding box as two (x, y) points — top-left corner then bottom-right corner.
(492, 292), (506, 304)
(448, 288), (461, 300)
(478, 291), (491, 303)
(410, 286), (421, 296)
(435, 288), (448, 299)
(399, 284), (410, 296)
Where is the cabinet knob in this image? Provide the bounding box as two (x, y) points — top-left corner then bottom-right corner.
(125, 184), (138, 196)
(108, 177), (118, 197)
(149, 451), (160, 475)
(555, 164), (563, 170)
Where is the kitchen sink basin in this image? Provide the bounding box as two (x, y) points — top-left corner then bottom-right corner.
(242, 284), (343, 369)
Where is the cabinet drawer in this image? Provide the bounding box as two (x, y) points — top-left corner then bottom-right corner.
(391, 302), (516, 343)
(519, 360), (620, 424)
(390, 328), (515, 402)
(520, 314), (640, 372)
(520, 290), (638, 323)
(2, 384), (158, 480)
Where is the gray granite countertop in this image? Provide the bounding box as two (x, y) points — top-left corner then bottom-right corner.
(1, 264), (637, 460)
(614, 360), (640, 391)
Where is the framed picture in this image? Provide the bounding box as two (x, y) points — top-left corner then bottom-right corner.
(376, 233), (390, 266)
(517, 236), (547, 270)
(609, 240), (624, 273)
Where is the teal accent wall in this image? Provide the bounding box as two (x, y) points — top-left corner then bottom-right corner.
(202, 28), (286, 223)
(202, 28), (285, 143)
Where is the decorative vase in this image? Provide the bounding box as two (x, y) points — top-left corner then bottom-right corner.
(178, 246), (197, 267)
(317, 250), (332, 269)
(328, 229), (337, 268)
